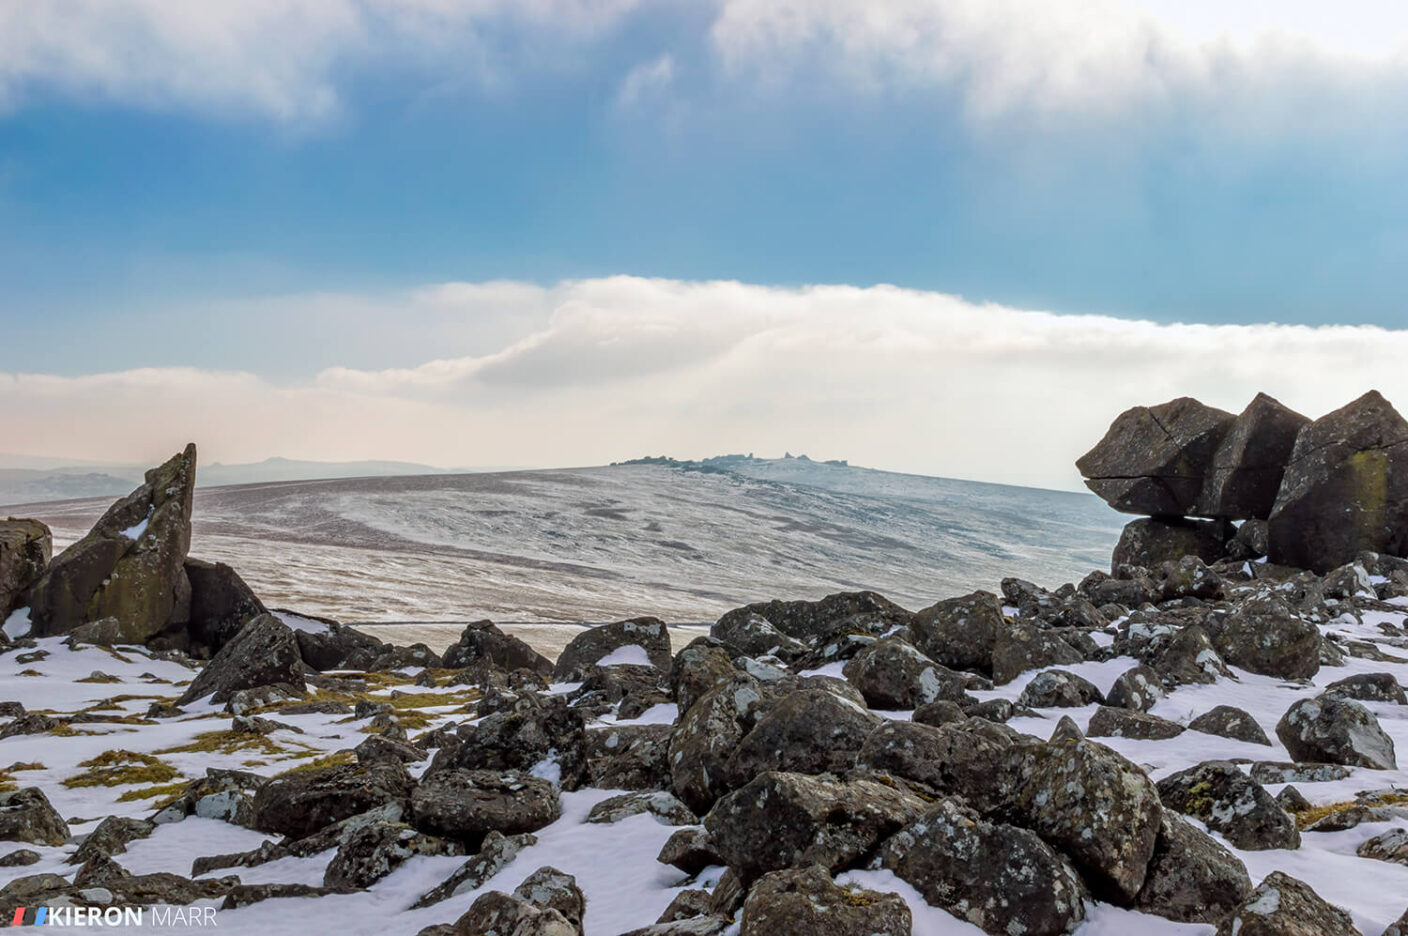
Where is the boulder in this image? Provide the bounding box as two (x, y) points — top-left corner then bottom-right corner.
(716, 592), (911, 646)
(1188, 705), (1272, 746)
(1016, 670), (1104, 709)
(1005, 738), (1162, 903)
(880, 799), (1086, 936)
(1206, 595), (1320, 680)
(443, 621), (554, 675)
(668, 674), (763, 814)
(68, 816), (154, 865)
(411, 769), (560, 848)
(183, 558), (266, 655)
(1322, 672), (1406, 705)
(1135, 812), (1253, 924)
(1086, 706), (1185, 740)
(437, 693), (588, 791)
(1275, 697), (1397, 770)
(1156, 762), (1300, 851)
(1104, 664), (1164, 712)
(585, 723), (672, 791)
(152, 767), (268, 828)
(1197, 393), (1310, 520)
(0, 519), (50, 618)
(668, 640), (737, 716)
(1268, 390), (1408, 571)
(1077, 397), (1236, 515)
(27, 445), (197, 642)
(1356, 828), (1408, 866)
(554, 617), (672, 681)
(739, 865), (911, 936)
(1386, 908), (1408, 936)
(857, 720), (1016, 813)
(723, 689), (878, 788)
(249, 762), (414, 839)
(412, 831), (537, 909)
(990, 622), (1083, 685)
(0, 788), (69, 846)
(1214, 871), (1361, 936)
(585, 791), (696, 826)
(909, 591), (1004, 674)
(1148, 624), (1233, 686)
(709, 613), (808, 662)
(454, 866), (584, 936)
(656, 827), (722, 875)
(323, 820), (461, 890)
(176, 613), (305, 705)
(1110, 518), (1233, 574)
(1156, 555), (1224, 601)
(295, 620), (387, 671)
(704, 772), (928, 884)
(842, 637), (969, 709)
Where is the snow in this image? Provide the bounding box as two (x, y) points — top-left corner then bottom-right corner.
(594, 644), (652, 667)
(120, 507), (153, 541)
(2, 608), (31, 640)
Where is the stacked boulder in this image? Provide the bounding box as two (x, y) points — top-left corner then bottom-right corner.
(1080, 390), (1408, 573)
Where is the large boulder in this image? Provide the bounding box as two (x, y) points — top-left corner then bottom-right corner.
(176, 613), (305, 705)
(1189, 705), (1272, 746)
(1275, 697), (1397, 770)
(249, 762), (414, 839)
(27, 444), (197, 642)
(990, 622), (1083, 685)
(858, 720), (1016, 813)
(0, 519), (50, 618)
(0, 789), (69, 847)
(410, 769), (560, 849)
(295, 619), (387, 671)
(437, 694), (588, 791)
(1016, 670), (1104, 709)
(554, 617), (672, 681)
(739, 865), (910, 936)
(1111, 518), (1234, 573)
(709, 613), (808, 662)
(1135, 812), (1252, 924)
(1268, 390), (1408, 571)
(453, 866), (584, 936)
(1214, 871), (1361, 936)
(716, 592), (911, 646)
(881, 799), (1086, 936)
(704, 772), (928, 884)
(669, 674), (762, 814)
(843, 637), (969, 709)
(909, 591), (1004, 674)
(1205, 594), (1321, 680)
(585, 723), (672, 791)
(1077, 397), (1236, 515)
(182, 558), (267, 655)
(1005, 738), (1162, 904)
(443, 621), (554, 675)
(323, 819), (461, 890)
(1156, 762), (1300, 851)
(1197, 393), (1310, 520)
(723, 689), (878, 788)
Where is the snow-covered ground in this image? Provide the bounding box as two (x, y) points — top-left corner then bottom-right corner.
(0, 598), (1404, 934)
(11, 460), (1122, 625)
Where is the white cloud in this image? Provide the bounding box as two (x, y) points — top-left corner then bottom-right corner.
(616, 54), (676, 108)
(7, 276), (1408, 490)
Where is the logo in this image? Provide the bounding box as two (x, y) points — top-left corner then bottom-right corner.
(7, 907), (218, 927)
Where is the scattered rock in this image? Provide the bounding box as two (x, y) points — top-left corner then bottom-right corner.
(723, 688), (878, 788)
(250, 762), (414, 839)
(1135, 812), (1252, 924)
(0, 788), (69, 846)
(842, 637), (968, 709)
(1016, 669), (1104, 708)
(909, 591), (1004, 675)
(1189, 705), (1272, 745)
(324, 819), (462, 890)
(554, 617), (672, 681)
(585, 791), (696, 826)
(1214, 871), (1361, 936)
(739, 865), (911, 936)
(1104, 664), (1164, 712)
(412, 831), (537, 909)
(442, 621), (554, 675)
(176, 613), (305, 705)
(1086, 706), (1185, 740)
(411, 769), (560, 849)
(1156, 762), (1300, 851)
(1207, 595), (1321, 680)
(1356, 828), (1408, 867)
(0, 520), (50, 618)
(1275, 697), (1397, 770)
(991, 622), (1083, 686)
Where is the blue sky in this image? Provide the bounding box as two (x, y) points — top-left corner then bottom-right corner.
(3, 1), (1408, 482)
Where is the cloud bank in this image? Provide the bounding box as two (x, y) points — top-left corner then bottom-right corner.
(5, 276), (1407, 490)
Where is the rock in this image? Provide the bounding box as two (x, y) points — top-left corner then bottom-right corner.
(1079, 568), (1161, 608)
(1148, 624), (1233, 686)
(739, 865), (911, 936)
(1215, 871), (1361, 936)
(723, 689), (878, 788)
(69, 816), (154, 865)
(653, 889), (716, 925)
(991, 623), (1083, 685)
(0, 713), (57, 740)
(554, 617), (672, 681)
(176, 613), (305, 705)
(1322, 672), (1406, 705)
(1189, 705), (1272, 745)
(1087, 706), (1185, 740)
(1016, 670), (1104, 709)
(1156, 555), (1224, 601)
(624, 916), (730, 936)
(1110, 517), (1232, 573)
(250, 762), (414, 839)
(585, 724), (671, 792)
(295, 620), (387, 671)
(1105, 664), (1164, 711)
(718, 592), (911, 646)
(1275, 697), (1397, 770)
(1050, 714), (1084, 742)
(668, 641), (737, 716)
(842, 637), (968, 709)
(1206, 595), (1321, 680)
(1006, 738), (1162, 903)
(454, 867), (584, 936)
(323, 819), (461, 890)
(0, 520), (50, 618)
(221, 882), (345, 909)
(880, 798), (1086, 936)
(1248, 761), (1350, 784)
(1135, 811), (1252, 924)
(710, 613), (808, 662)
(412, 831), (537, 909)
(909, 591), (1004, 674)
(1156, 762), (1300, 851)
(1078, 397), (1236, 515)
(153, 767), (267, 828)
(0, 788), (69, 846)
(1356, 828), (1408, 866)
(911, 699), (967, 726)
(355, 734), (427, 766)
(0, 849), (38, 867)
(669, 674), (763, 814)
(704, 772), (928, 883)
(183, 558), (267, 655)
(585, 791), (696, 826)
(1197, 393), (1310, 520)
(857, 720), (1016, 813)
(1268, 391), (1408, 571)
(411, 769), (560, 849)
(370, 642), (443, 671)
(442, 621), (554, 675)
(438, 693), (588, 791)
(656, 827), (722, 875)
(1386, 908), (1408, 936)
(27, 445), (197, 642)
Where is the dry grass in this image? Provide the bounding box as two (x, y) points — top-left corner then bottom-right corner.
(63, 750), (179, 789)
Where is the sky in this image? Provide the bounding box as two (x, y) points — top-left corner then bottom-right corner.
(2, 0), (1408, 489)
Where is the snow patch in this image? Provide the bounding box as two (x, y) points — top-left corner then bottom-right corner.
(594, 644), (652, 667)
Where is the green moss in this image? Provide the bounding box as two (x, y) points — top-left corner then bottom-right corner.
(157, 730), (285, 757)
(274, 751), (356, 776)
(63, 750), (179, 789)
(1346, 449), (1390, 528)
(76, 673), (123, 684)
(116, 781), (190, 805)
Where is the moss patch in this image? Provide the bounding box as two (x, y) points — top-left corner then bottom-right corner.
(63, 750), (179, 789)
(275, 751), (356, 776)
(157, 730), (286, 757)
(1295, 792), (1408, 829)
(116, 781), (190, 806)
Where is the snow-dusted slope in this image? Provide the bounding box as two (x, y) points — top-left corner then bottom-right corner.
(17, 461), (1123, 624)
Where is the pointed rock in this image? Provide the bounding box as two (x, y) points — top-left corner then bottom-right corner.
(1198, 393), (1310, 520)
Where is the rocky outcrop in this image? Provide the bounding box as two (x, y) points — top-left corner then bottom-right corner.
(176, 613), (305, 705)
(715, 592), (911, 646)
(1197, 393), (1310, 520)
(1214, 871), (1361, 936)
(0, 788), (69, 847)
(0, 519), (50, 618)
(27, 444), (197, 642)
